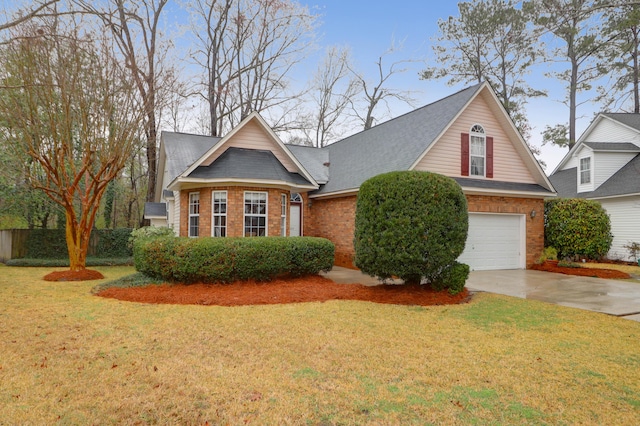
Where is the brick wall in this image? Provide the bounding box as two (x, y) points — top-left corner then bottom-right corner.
(306, 195), (358, 268)
(179, 186), (289, 238)
(308, 193), (545, 269)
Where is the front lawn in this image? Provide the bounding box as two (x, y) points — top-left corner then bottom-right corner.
(1, 265), (639, 424)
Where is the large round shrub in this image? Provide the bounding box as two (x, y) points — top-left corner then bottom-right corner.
(545, 198), (612, 260)
(354, 171), (469, 289)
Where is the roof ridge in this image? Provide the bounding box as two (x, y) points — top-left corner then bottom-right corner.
(325, 82), (484, 148)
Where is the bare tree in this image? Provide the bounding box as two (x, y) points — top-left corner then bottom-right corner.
(306, 46), (360, 147)
(188, 0), (317, 137)
(0, 0), (60, 32)
(0, 19), (144, 270)
(350, 46), (418, 130)
(75, 0), (174, 205)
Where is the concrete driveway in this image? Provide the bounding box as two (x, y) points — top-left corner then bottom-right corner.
(467, 269), (640, 321)
(323, 267), (640, 321)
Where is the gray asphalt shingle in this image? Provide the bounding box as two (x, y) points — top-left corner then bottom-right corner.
(188, 147), (312, 186)
(550, 154), (640, 199)
(314, 83), (484, 194)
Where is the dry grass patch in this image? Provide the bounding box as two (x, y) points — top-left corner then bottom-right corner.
(1, 265), (639, 424)
(583, 262), (640, 276)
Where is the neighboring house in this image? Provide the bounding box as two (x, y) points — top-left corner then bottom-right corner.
(145, 82), (555, 271)
(549, 113), (640, 261)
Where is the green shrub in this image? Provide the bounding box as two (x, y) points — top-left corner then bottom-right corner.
(128, 226), (176, 249)
(354, 170), (469, 291)
(544, 198), (612, 260)
(538, 247), (558, 264)
(25, 229), (67, 259)
(134, 236), (334, 283)
(96, 229), (133, 257)
(430, 262), (470, 295)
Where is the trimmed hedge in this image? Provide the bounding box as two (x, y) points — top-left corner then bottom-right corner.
(544, 198), (612, 260)
(134, 236), (335, 283)
(23, 228), (133, 259)
(354, 171), (469, 293)
(6, 257), (133, 267)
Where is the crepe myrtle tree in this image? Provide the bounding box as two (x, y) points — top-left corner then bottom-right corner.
(0, 19), (144, 271)
(354, 171), (469, 294)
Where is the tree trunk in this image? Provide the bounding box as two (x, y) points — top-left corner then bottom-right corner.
(145, 112), (157, 203)
(65, 211), (88, 271)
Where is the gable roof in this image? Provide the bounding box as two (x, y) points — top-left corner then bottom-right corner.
(601, 113), (640, 131)
(178, 112), (317, 188)
(553, 113), (640, 174)
(310, 82), (553, 196)
(550, 153), (640, 199)
(313, 83), (484, 195)
(188, 147), (314, 187)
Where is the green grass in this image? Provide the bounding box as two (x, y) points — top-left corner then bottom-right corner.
(1, 264), (639, 424)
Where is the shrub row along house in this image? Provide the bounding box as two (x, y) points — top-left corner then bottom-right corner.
(144, 82), (556, 271)
(550, 113), (640, 261)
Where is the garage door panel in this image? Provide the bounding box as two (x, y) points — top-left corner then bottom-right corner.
(458, 213), (524, 271)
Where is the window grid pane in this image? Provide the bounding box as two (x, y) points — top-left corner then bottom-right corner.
(470, 133), (485, 177)
(188, 193), (200, 237)
(281, 194), (287, 236)
(244, 192), (267, 237)
(212, 191), (227, 237)
(580, 158), (591, 184)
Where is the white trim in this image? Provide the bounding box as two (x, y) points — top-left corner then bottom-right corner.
(168, 177), (316, 192)
(408, 82), (555, 193)
(552, 113), (640, 174)
(311, 186), (554, 200)
(188, 192), (200, 238)
(176, 112), (318, 188)
(308, 188), (359, 199)
(469, 123), (486, 178)
(280, 193), (287, 236)
(460, 212), (526, 270)
(243, 191), (268, 237)
(211, 190), (227, 237)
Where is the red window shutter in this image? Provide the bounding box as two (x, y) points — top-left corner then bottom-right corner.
(486, 136), (494, 178)
(461, 133), (469, 176)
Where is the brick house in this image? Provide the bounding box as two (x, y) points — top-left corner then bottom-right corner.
(145, 82), (556, 271)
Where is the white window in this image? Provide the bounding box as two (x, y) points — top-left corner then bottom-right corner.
(212, 191), (227, 237)
(244, 191), (267, 236)
(580, 157), (591, 184)
(188, 192), (200, 237)
(470, 124), (486, 177)
(280, 194), (288, 236)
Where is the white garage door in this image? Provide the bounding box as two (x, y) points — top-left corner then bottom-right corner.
(458, 213), (525, 271)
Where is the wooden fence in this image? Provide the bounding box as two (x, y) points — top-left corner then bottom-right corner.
(0, 229), (30, 263)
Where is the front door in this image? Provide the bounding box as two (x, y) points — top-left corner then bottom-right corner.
(289, 203), (301, 236)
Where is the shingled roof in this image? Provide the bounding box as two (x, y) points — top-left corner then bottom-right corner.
(550, 154), (640, 199)
(602, 113), (640, 131)
(188, 147), (313, 186)
(162, 131), (221, 185)
(313, 83), (484, 194)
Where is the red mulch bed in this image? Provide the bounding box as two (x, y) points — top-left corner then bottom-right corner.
(44, 269), (105, 281)
(97, 275), (470, 307)
(531, 262), (631, 279)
